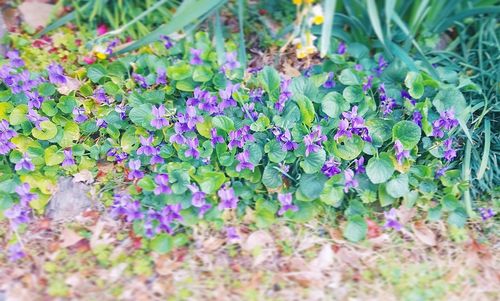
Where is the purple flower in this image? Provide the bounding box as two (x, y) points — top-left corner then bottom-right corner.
(0, 138), (15, 155)
(26, 108), (47, 130)
(379, 84), (396, 116)
(225, 227), (240, 241)
(157, 204), (183, 233)
(7, 243), (26, 262)
(412, 110), (423, 127)
(190, 48), (203, 65)
(124, 200), (144, 222)
(222, 52), (241, 72)
(321, 157), (341, 178)
(343, 169), (358, 193)
(394, 140), (410, 164)
(96, 118), (108, 128)
(374, 55), (388, 76)
(156, 67), (167, 85)
(443, 138), (456, 162)
(334, 119), (352, 142)
(362, 75), (374, 92)
(185, 137), (200, 159)
(273, 128), (298, 151)
(323, 72), (335, 89)
(219, 83), (239, 110)
(73, 107), (88, 123)
(27, 91), (45, 109)
(6, 50), (25, 68)
(277, 193), (298, 216)
(109, 193), (132, 217)
(478, 208), (495, 221)
(127, 159), (144, 180)
(132, 73), (148, 88)
(210, 128), (224, 146)
(143, 210), (159, 238)
(275, 79), (292, 113)
(354, 157), (365, 174)
(137, 136), (157, 156)
(432, 109), (459, 138)
(15, 183), (37, 206)
(160, 35), (174, 49)
(383, 208), (402, 231)
(15, 153), (34, 171)
(228, 125), (255, 150)
(0, 119), (17, 140)
(217, 184), (239, 210)
(401, 89), (415, 105)
(335, 106), (372, 142)
(304, 125), (327, 157)
(154, 174), (172, 195)
(355, 64), (363, 71)
(105, 38), (120, 55)
(94, 88), (110, 104)
(170, 123), (187, 145)
(4, 204), (31, 229)
(434, 165), (449, 179)
(47, 63), (66, 84)
(236, 149), (255, 172)
(249, 88), (264, 102)
(188, 184), (206, 207)
(62, 149), (76, 167)
(151, 104), (169, 129)
(337, 42), (346, 55)
(115, 104), (128, 120)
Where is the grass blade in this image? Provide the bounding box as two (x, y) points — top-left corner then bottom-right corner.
(462, 138), (474, 217)
(237, 0), (246, 69)
(320, 0), (337, 57)
(213, 11), (225, 66)
(477, 118), (491, 179)
(366, 0), (386, 47)
(115, 0), (227, 55)
(434, 7), (500, 33)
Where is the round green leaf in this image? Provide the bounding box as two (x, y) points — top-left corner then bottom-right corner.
(150, 233), (173, 254)
(333, 135), (364, 160)
(338, 69), (359, 85)
(392, 121), (421, 150)
(262, 164), (283, 189)
(300, 148), (326, 174)
(44, 145), (64, 166)
(212, 116), (235, 132)
(265, 140), (287, 163)
(298, 173), (327, 200)
(343, 86), (364, 103)
(32, 120), (58, 140)
(9, 105), (28, 125)
(321, 92), (349, 118)
(343, 215), (367, 242)
(129, 104), (153, 128)
(366, 153), (395, 184)
(59, 121), (80, 148)
(386, 174), (410, 198)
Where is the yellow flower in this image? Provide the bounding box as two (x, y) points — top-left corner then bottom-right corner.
(292, 0), (302, 5)
(96, 52), (107, 60)
(311, 4), (324, 25)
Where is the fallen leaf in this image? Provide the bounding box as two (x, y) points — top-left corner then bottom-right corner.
(243, 230), (273, 251)
(412, 221), (437, 246)
(309, 244), (334, 271)
(60, 227), (83, 248)
(73, 170), (94, 184)
(18, 2), (55, 29)
(57, 77), (82, 95)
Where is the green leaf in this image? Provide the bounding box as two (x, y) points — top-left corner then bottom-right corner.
(138, 176), (155, 191)
(404, 72), (424, 99)
(212, 116), (235, 132)
(38, 83), (56, 97)
(250, 115), (270, 132)
(338, 69), (359, 85)
(259, 66), (281, 102)
(59, 121), (80, 148)
(262, 164), (283, 189)
(300, 149), (326, 174)
(9, 105), (28, 125)
(129, 104), (153, 128)
(366, 153), (394, 184)
(320, 176), (344, 206)
(299, 173), (327, 200)
(44, 145), (64, 166)
(150, 233), (173, 254)
(265, 140), (286, 163)
(32, 120), (58, 140)
(321, 92), (348, 118)
(366, 0), (386, 47)
(386, 174), (409, 198)
(195, 117), (213, 139)
(366, 118), (392, 146)
(192, 65), (214, 82)
(447, 208), (467, 228)
(343, 215), (367, 242)
(294, 94), (315, 126)
(333, 135), (364, 160)
(41, 100), (58, 116)
(168, 63), (193, 81)
(343, 86), (364, 103)
(319, 0), (337, 57)
(195, 171), (226, 194)
(392, 121), (421, 150)
(57, 96), (77, 114)
(87, 64), (107, 83)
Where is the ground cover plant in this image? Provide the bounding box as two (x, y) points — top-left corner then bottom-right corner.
(0, 0), (498, 300)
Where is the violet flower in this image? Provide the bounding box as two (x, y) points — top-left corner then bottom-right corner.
(379, 84), (396, 116)
(219, 83), (239, 110)
(156, 67), (167, 85)
(151, 104), (169, 129)
(478, 208), (495, 221)
(73, 107), (88, 123)
(394, 140), (410, 164)
(160, 35), (174, 49)
(154, 174), (172, 195)
(96, 119), (108, 128)
(362, 75), (373, 92)
(225, 227), (240, 241)
(335, 106), (372, 142)
(15, 153), (34, 171)
(383, 208), (402, 231)
(337, 41), (346, 55)
(443, 138), (456, 162)
(354, 157), (365, 174)
(217, 184), (239, 210)
(190, 48), (203, 65)
(109, 193), (132, 217)
(15, 183), (37, 206)
(412, 110), (423, 127)
(124, 200), (144, 222)
(343, 169), (358, 193)
(401, 89), (415, 105)
(127, 159), (144, 180)
(137, 136), (157, 156)
(185, 137), (200, 159)
(0, 119), (17, 140)
(322, 157), (341, 178)
(7, 243), (26, 262)
(222, 52), (241, 72)
(132, 73), (148, 89)
(236, 149), (255, 172)
(374, 55), (388, 76)
(228, 126), (255, 150)
(210, 128), (224, 146)
(62, 149), (76, 167)
(274, 128), (298, 151)
(434, 165), (449, 179)
(432, 109), (459, 138)
(275, 78), (292, 113)
(6, 50), (24, 68)
(94, 88), (110, 104)
(47, 63), (66, 84)
(323, 72), (335, 89)
(26, 108), (47, 130)
(4, 204), (31, 229)
(304, 125), (327, 157)
(277, 193), (298, 216)
(249, 88), (264, 102)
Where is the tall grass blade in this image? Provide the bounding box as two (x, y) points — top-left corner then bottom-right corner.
(320, 0), (337, 57)
(477, 118), (491, 180)
(434, 7), (500, 33)
(366, 0), (386, 47)
(214, 11), (225, 65)
(237, 0), (246, 68)
(462, 138), (474, 217)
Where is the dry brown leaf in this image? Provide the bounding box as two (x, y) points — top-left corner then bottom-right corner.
(412, 222), (437, 246)
(60, 227), (83, 248)
(18, 2), (54, 29)
(243, 230), (273, 251)
(57, 77), (82, 95)
(309, 244), (334, 271)
(73, 170), (94, 184)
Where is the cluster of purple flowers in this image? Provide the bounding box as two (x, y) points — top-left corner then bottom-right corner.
(362, 75), (374, 92)
(275, 78), (292, 113)
(334, 106), (372, 143)
(217, 184), (239, 210)
(0, 119), (17, 155)
(132, 73), (149, 89)
(432, 109), (459, 138)
(137, 135), (164, 165)
(228, 125), (255, 150)
(127, 159), (144, 180)
(169, 106), (204, 157)
(187, 87), (219, 115)
(321, 157), (341, 178)
(478, 208), (495, 221)
(188, 184), (212, 217)
(107, 147), (128, 163)
(383, 208), (402, 231)
(94, 87), (111, 104)
(153, 174), (172, 195)
(236, 149), (254, 172)
(221, 52), (241, 73)
(304, 125), (327, 157)
(412, 110), (423, 127)
(442, 138), (456, 162)
(272, 127), (298, 151)
(4, 183), (37, 230)
(62, 149), (76, 167)
(219, 83), (240, 110)
(378, 84), (396, 116)
(73, 107), (88, 123)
